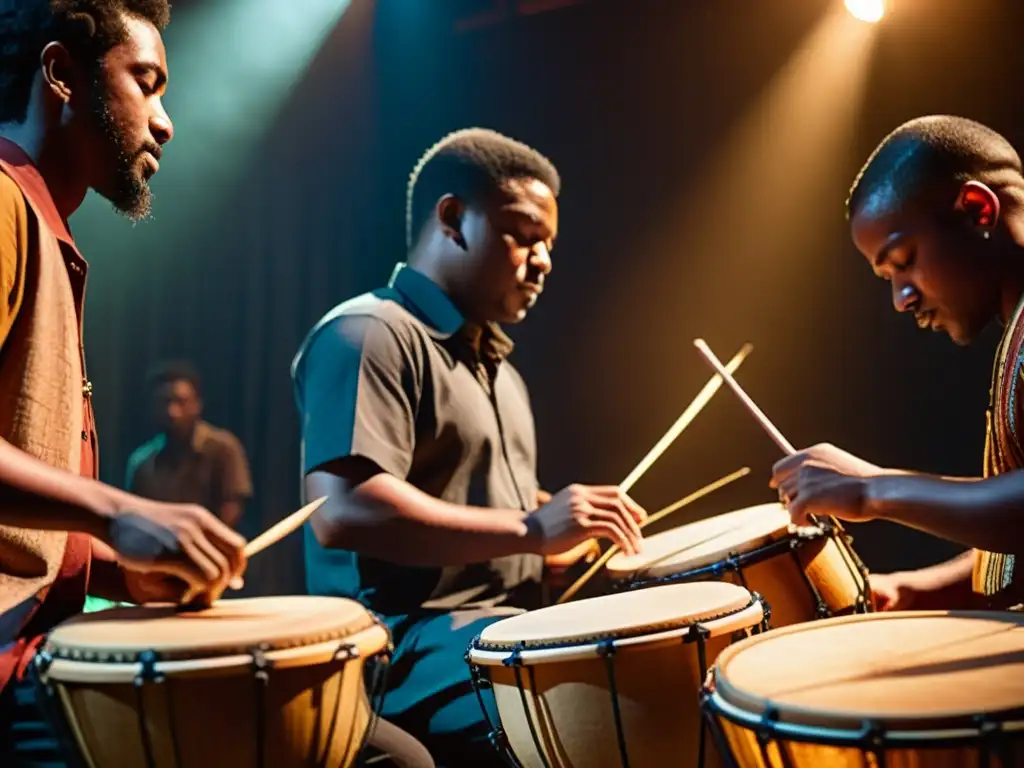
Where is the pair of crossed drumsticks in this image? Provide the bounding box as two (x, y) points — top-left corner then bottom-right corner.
(236, 339), (800, 603)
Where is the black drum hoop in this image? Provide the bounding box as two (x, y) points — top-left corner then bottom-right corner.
(467, 594), (771, 768)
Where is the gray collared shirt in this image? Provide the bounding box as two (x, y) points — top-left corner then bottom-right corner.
(125, 421), (253, 519)
(292, 263), (544, 616)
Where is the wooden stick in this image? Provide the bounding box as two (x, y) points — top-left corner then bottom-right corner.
(245, 496), (328, 557)
(693, 340), (838, 536)
(693, 339), (796, 455)
(226, 496), (328, 591)
(619, 344), (753, 493)
(555, 466), (751, 604)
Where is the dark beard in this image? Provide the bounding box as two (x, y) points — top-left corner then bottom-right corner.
(90, 83), (153, 222)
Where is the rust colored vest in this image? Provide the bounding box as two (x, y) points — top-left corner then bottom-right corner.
(0, 148), (95, 690)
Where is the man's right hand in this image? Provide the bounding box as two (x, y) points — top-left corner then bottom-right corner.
(771, 443), (884, 490)
(529, 485), (646, 556)
(106, 496), (247, 604)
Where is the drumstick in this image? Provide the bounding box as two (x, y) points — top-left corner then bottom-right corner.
(244, 496), (328, 558)
(693, 340), (845, 543)
(693, 339), (796, 455)
(225, 496), (328, 591)
(619, 344), (753, 493)
(555, 466), (751, 605)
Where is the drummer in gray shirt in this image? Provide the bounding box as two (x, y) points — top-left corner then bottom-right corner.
(291, 128), (646, 767)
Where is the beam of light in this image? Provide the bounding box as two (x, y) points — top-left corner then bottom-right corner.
(71, 0), (354, 259)
(845, 0), (886, 23)
(620, 4), (880, 372)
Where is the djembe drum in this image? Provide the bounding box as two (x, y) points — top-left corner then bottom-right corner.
(467, 581), (768, 768)
(606, 503), (871, 628)
(34, 596), (391, 767)
(702, 610), (1024, 767)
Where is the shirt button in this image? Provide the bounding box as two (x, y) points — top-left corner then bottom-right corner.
(81, 431), (87, 441)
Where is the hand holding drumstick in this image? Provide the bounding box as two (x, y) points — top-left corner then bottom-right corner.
(543, 343), (754, 572)
(693, 340), (865, 528)
(771, 443), (891, 525)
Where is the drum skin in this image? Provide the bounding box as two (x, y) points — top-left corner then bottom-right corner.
(607, 503), (869, 627)
(37, 596), (391, 768)
(704, 611), (1024, 768)
(468, 581), (766, 768)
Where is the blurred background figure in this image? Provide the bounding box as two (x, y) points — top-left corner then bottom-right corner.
(126, 360), (253, 529)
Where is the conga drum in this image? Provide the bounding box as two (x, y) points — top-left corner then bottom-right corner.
(606, 503), (870, 628)
(466, 581), (767, 768)
(702, 611), (1024, 767)
(33, 596), (391, 767)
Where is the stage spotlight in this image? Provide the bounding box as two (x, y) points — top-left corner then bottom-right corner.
(845, 0), (886, 23)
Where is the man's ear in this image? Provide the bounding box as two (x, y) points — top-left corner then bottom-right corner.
(955, 180), (1000, 235)
(40, 42), (75, 104)
(436, 194), (467, 250)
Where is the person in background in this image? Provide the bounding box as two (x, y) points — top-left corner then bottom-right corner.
(127, 360), (253, 529)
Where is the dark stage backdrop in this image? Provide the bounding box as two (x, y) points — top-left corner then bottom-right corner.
(74, 0), (1024, 597)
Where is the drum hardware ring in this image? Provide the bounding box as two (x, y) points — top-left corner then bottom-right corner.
(505, 642), (553, 768)
(359, 639), (394, 765)
(684, 624), (712, 768)
(597, 639), (633, 768)
(32, 650), (92, 768)
(245, 644), (272, 768)
(465, 641), (520, 768)
(699, 683), (739, 768)
(976, 714), (1015, 768)
(862, 720), (888, 765)
(749, 592), (771, 633)
(754, 704), (796, 768)
(132, 649), (164, 768)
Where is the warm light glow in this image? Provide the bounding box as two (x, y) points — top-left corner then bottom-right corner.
(845, 0), (886, 23)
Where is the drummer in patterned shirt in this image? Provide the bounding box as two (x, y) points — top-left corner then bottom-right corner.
(772, 115), (1024, 613)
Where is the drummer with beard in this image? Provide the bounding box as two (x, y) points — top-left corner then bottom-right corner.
(292, 128), (646, 766)
(772, 116), (1024, 613)
(0, 2), (247, 764)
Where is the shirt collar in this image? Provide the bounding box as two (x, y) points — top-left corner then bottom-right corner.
(0, 138), (78, 252)
(389, 263), (515, 363)
(389, 262), (464, 338)
(157, 421), (211, 457)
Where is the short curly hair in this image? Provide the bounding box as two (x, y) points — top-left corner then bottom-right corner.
(0, 0), (171, 124)
(847, 115), (1024, 221)
(406, 127), (561, 248)
(146, 359), (202, 398)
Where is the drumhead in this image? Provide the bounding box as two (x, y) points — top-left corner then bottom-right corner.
(713, 611), (1024, 728)
(478, 581), (754, 650)
(607, 503), (794, 579)
(44, 596), (378, 663)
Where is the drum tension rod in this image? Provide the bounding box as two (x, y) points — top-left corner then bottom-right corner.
(754, 703), (784, 766)
(465, 641), (518, 768)
(332, 642), (360, 662)
(135, 650), (163, 685)
(976, 714), (1014, 768)
(505, 643), (553, 768)
(597, 640), (632, 768)
(859, 719), (888, 763)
